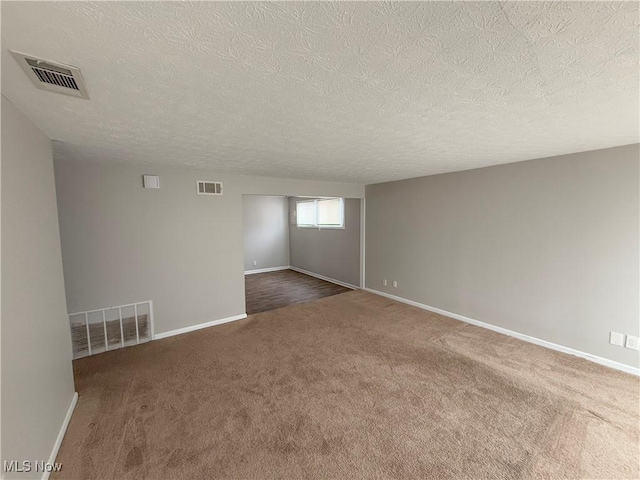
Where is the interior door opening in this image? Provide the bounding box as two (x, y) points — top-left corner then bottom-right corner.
(242, 194), (363, 315)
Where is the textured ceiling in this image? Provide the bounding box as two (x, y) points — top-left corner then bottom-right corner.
(1, 2), (638, 184)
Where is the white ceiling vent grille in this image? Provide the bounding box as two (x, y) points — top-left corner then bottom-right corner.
(197, 181), (223, 195)
(10, 51), (89, 99)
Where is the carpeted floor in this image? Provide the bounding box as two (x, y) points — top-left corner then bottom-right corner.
(54, 291), (639, 479)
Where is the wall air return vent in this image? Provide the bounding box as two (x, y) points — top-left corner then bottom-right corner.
(197, 181), (223, 195)
(10, 51), (89, 99)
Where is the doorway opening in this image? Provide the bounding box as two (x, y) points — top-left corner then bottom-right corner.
(242, 195), (363, 315)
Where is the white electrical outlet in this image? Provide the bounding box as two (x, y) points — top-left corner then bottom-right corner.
(253, 260), (257, 266)
(392, 280), (398, 288)
(625, 335), (640, 351)
(382, 279), (387, 287)
(610, 331), (625, 347)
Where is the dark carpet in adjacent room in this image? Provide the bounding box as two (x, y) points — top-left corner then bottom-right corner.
(54, 291), (639, 479)
(244, 269), (351, 314)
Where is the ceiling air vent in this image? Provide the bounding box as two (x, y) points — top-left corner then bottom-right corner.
(10, 51), (89, 99)
(197, 181), (223, 196)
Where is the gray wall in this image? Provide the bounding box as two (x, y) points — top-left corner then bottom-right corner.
(54, 158), (363, 335)
(289, 197), (361, 287)
(243, 195), (289, 272)
(365, 144), (639, 368)
(1, 96), (76, 477)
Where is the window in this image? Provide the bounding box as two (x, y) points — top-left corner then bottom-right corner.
(296, 198), (344, 228)
(296, 200), (317, 227)
(317, 198), (343, 227)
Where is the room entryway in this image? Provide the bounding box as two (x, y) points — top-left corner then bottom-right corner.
(242, 194), (363, 315)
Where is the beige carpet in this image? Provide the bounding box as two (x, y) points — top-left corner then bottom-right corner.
(54, 291), (639, 479)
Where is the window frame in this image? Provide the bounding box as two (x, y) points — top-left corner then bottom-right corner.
(296, 198), (345, 229)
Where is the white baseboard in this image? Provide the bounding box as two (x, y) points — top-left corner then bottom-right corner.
(364, 288), (639, 377)
(43, 392), (78, 480)
(290, 266), (359, 290)
(244, 265), (290, 275)
(153, 313), (247, 340)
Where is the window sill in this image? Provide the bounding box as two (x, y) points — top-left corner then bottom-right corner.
(297, 225), (345, 230)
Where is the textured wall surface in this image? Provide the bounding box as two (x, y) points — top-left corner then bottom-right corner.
(243, 195), (290, 272)
(1, 96), (76, 477)
(365, 144), (639, 368)
(2, 2), (638, 183)
(54, 158), (362, 336)
(289, 197), (361, 287)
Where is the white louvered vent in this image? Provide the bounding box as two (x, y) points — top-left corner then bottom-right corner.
(197, 181), (223, 195)
(10, 51), (89, 99)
